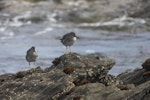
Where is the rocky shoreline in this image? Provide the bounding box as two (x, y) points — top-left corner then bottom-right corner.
(0, 53), (149, 100)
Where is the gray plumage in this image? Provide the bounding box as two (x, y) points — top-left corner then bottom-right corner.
(61, 32), (79, 53)
(26, 46), (38, 66)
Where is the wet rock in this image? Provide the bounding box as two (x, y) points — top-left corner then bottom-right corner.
(0, 1), (7, 11)
(53, 53), (118, 87)
(142, 58), (150, 71)
(0, 69), (75, 100)
(128, 0), (150, 18)
(0, 53), (150, 99)
(65, 80), (150, 100)
(64, 83), (121, 100)
(143, 71), (150, 79)
(117, 58), (150, 86)
(117, 69), (147, 86)
(55, 53), (115, 76)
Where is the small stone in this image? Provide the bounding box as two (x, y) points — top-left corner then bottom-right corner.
(73, 95), (82, 100)
(0, 78), (5, 82)
(52, 58), (61, 66)
(16, 71), (25, 78)
(80, 79), (91, 85)
(95, 56), (100, 60)
(73, 78), (80, 86)
(118, 85), (129, 90)
(63, 66), (74, 75)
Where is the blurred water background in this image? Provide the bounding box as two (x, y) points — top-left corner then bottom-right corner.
(0, 0), (150, 76)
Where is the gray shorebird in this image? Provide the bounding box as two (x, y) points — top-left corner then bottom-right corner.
(26, 46), (38, 67)
(60, 32), (79, 53)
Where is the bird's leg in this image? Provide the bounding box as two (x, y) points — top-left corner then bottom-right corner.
(66, 46), (68, 54)
(69, 46), (72, 54)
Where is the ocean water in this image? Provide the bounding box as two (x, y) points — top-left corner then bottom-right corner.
(0, 2), (150, 76)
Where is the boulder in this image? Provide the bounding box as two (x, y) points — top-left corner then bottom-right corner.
(142, 58), (150, 71)
(0, 53), (150, 100)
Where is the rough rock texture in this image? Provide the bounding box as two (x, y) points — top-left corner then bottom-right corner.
(117, 69), (150, 86)
(142, 58), (150, 71)
(51, 53), (115, 81)
(128, 0), (150, 18)
(118, 58), (150, 86)
(0, 53), (150, 100)
(117, 68), (150, 100)
(0, 68), (75, 100)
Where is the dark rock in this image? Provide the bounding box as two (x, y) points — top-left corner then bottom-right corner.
(117, 68), (150, 86)
(72, 94), (83, 100)
(54, 53), (118, 86)
(143, 71), (150, 79)
(73, 76), (91, 86)
(65, 83), (119, 100)
(15, 71), (26, 78)
(142, 58), (150, 71)
(0, 53), (150, 99)
(117, 84), (135, 90)
(0, 69), (75, 100)
(80, 79), (91, 85)
(52, 57), (61, 66)
(63, 66), (74, 75)
(55, 53), (115, 77)
(65, 80), (150, 100)
(0, 74), (15, 85)
(128, 0), (150, 18)
(0, 2), (5, 11)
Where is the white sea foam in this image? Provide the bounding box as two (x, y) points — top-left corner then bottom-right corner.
(0, 32), (14, 40)
(10, 11), (32, 27)
(0, 27), (6, 32)
(47, 14), (57, 23)
(79, 16), (146, 27)
(85, 50), (95, 54)
(35, 27), (53, 35)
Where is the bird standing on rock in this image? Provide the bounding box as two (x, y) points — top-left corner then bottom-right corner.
(60, 32), (79, 53)
(26, 46), (38, 67)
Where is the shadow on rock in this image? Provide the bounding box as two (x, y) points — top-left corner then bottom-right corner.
(0, 53), (150, 100)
